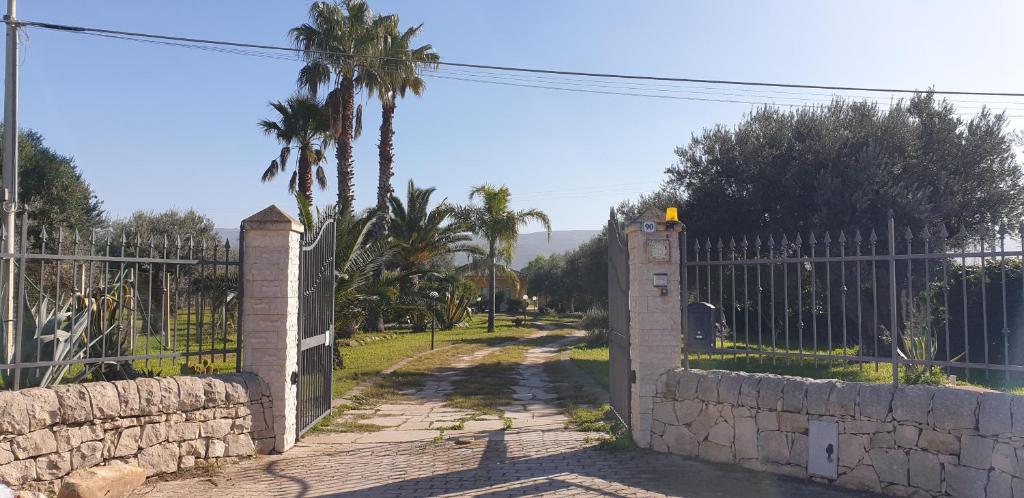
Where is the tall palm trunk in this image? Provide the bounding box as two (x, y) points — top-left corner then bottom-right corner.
(487, 241), (496, 332)
(336, 76), (356, 213)
(375, 100), (396, 241)
(367, 100), (397, 333)
(298, 151), (313, 204)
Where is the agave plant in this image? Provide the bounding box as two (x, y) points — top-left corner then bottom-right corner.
(423, 274), (474, 330)
(1, 267), (137, 388)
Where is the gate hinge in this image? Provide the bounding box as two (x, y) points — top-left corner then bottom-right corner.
(629, 370), (637, 384)
(290, 371), (299, 386)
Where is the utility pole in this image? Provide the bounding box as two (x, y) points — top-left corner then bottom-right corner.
(2, 0), (17, 365)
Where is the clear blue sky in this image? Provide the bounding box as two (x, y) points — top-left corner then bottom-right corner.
(8, 1), (1024, 231)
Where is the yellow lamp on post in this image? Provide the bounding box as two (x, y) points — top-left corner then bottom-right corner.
(665, 207), (680, 227)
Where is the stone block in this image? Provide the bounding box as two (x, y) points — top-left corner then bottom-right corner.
(12, 429), (58, 459)
(156, 378), (180, 413)
(993, 443), (1019, 477)
(0, 391), (30, 435)
(134, 378), (162, 416)
(674, 399), (702, 425)
(944, 463), (988, 498)
(52, 385), (94, 424)
(788, 433), (808, 467)
(757, 376), (785, 412)
(140, 423), (168, 449)
(988, 470), (1013, 498)
(111, 380), (141, 418)
(842, 420), (888, 434)
(959, 435), (994, 469)
(868, 448), (908, 485)
(738, 375), (761, 408)
(804, 380), (834, 415)
(0, 459), (37, 487)
(206, 439), (226, 459)
(929, 388), (979, 430)
(908, 450), (942, 492)
(757, 431), (789, 464)
(71, 441), (104, 470)
(201, 377), (228, 408)
(980, 392), (1013, 435)
(653, 401), (677, 425)
(138, 442), (180, 476)
(893, 385), (932, 422)
(82, 382), (120, 420)
(834, 464), (881, 493)
(838, 434), (867, 469)
(113, 427), (141, 458)
(690, 405), (719, 441)
(200, 419), (233, 439)
(778, 412), (808, 434)
(220, 374), (250, 404)
(869, 431), (894, 449)
(858, 384), (894, 420)
(20, 388), (60, 431)
(696, 372), (721, 402)
(36, 451), (73, 480)
(56, 463), (148, 498)
(178, 440), (206, 458)
(781, 378), (807, 413)
(0, 443), (12, 466)
(707, 421), (734, 446)
(232, 416), (252, 433)
(223, 434), (255, 457)
(174, 377), (206, 412)
(828, 381), (858, 417)
(717, 373), (743, 405)
(894, 425), (919, 448)
(167, 422), (201, 442)
(918, 429), (959, 455)
(755, 411), (778, 431)
(698, 441), (733, 463)
(734, 417), (758, 460)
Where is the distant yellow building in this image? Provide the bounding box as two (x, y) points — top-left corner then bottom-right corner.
(464, 269), (528, 311)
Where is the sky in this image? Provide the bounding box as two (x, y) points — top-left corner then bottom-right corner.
(7, 1), (1024, 232)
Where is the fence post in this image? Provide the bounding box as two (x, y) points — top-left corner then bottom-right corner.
(239, 205), (303, 453)
(625, 208), (684, 448)
(888, 211), (900, 385)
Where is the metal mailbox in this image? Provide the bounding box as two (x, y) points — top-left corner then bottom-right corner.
(685, 302), (718, 353)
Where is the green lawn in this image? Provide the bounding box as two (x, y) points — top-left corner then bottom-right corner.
(569, 343), (1024, 394)
(333, 314), (571, 397)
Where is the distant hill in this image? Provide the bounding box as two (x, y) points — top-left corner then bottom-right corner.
(217, 227), (600, 270)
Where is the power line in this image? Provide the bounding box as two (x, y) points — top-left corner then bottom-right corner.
(17, 19), (1024, 98)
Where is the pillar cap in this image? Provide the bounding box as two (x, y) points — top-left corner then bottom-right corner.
(242, 205), (304, 233)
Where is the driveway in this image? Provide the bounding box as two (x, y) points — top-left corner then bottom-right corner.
(132, 332), (878, 498)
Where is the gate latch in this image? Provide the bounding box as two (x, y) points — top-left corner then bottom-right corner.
(629, 370), (637, 384)
(290, 371), (299, 386)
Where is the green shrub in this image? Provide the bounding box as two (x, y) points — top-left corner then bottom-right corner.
(581, 307), (609, 345)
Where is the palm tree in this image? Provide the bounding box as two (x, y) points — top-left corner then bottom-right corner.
(390, 179), (482, 330)
(459, 185), (551, 332)
(258, 95), (331, 204)
(291, 1), (393, 213)
(364, 20), (440, 242)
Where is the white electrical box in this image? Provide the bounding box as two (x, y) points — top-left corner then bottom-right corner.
(808, 420), (839, 479)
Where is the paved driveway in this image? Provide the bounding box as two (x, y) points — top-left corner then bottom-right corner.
(132, 332), (878, 498)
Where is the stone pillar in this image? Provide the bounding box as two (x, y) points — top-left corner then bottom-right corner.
(625, 209), (683, 448)
(240, 205), (303, 453)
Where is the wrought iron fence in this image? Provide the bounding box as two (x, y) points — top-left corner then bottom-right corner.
(682, 213), (1024, 386)
(0, 207), (241, 390)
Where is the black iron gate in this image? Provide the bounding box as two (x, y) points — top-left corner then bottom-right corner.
(296, 206), (337, 436)
(607, 210), (631, 428)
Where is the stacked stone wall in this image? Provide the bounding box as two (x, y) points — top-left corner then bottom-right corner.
(652, 368), (1024, 497)
(0, 373), (273, 492)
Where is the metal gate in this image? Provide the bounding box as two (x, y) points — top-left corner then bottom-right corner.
(296, 206), (337, 436)
(607, 210), (631, 428)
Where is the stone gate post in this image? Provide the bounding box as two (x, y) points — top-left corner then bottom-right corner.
(625, 209), (683, 447)
(239, 205), (303, 453)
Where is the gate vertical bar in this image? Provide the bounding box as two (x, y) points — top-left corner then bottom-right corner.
(888, 212), (899, 385)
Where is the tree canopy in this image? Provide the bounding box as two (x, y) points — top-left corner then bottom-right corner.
(0, 128), (103, 232)
(665, 94), (1024, 240)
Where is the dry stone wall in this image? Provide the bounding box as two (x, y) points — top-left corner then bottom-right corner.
(0, 373), (274, 492)
(652, 368), (1024, 497)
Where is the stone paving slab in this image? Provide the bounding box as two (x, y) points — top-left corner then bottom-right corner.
(131, 330), (880, 498)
